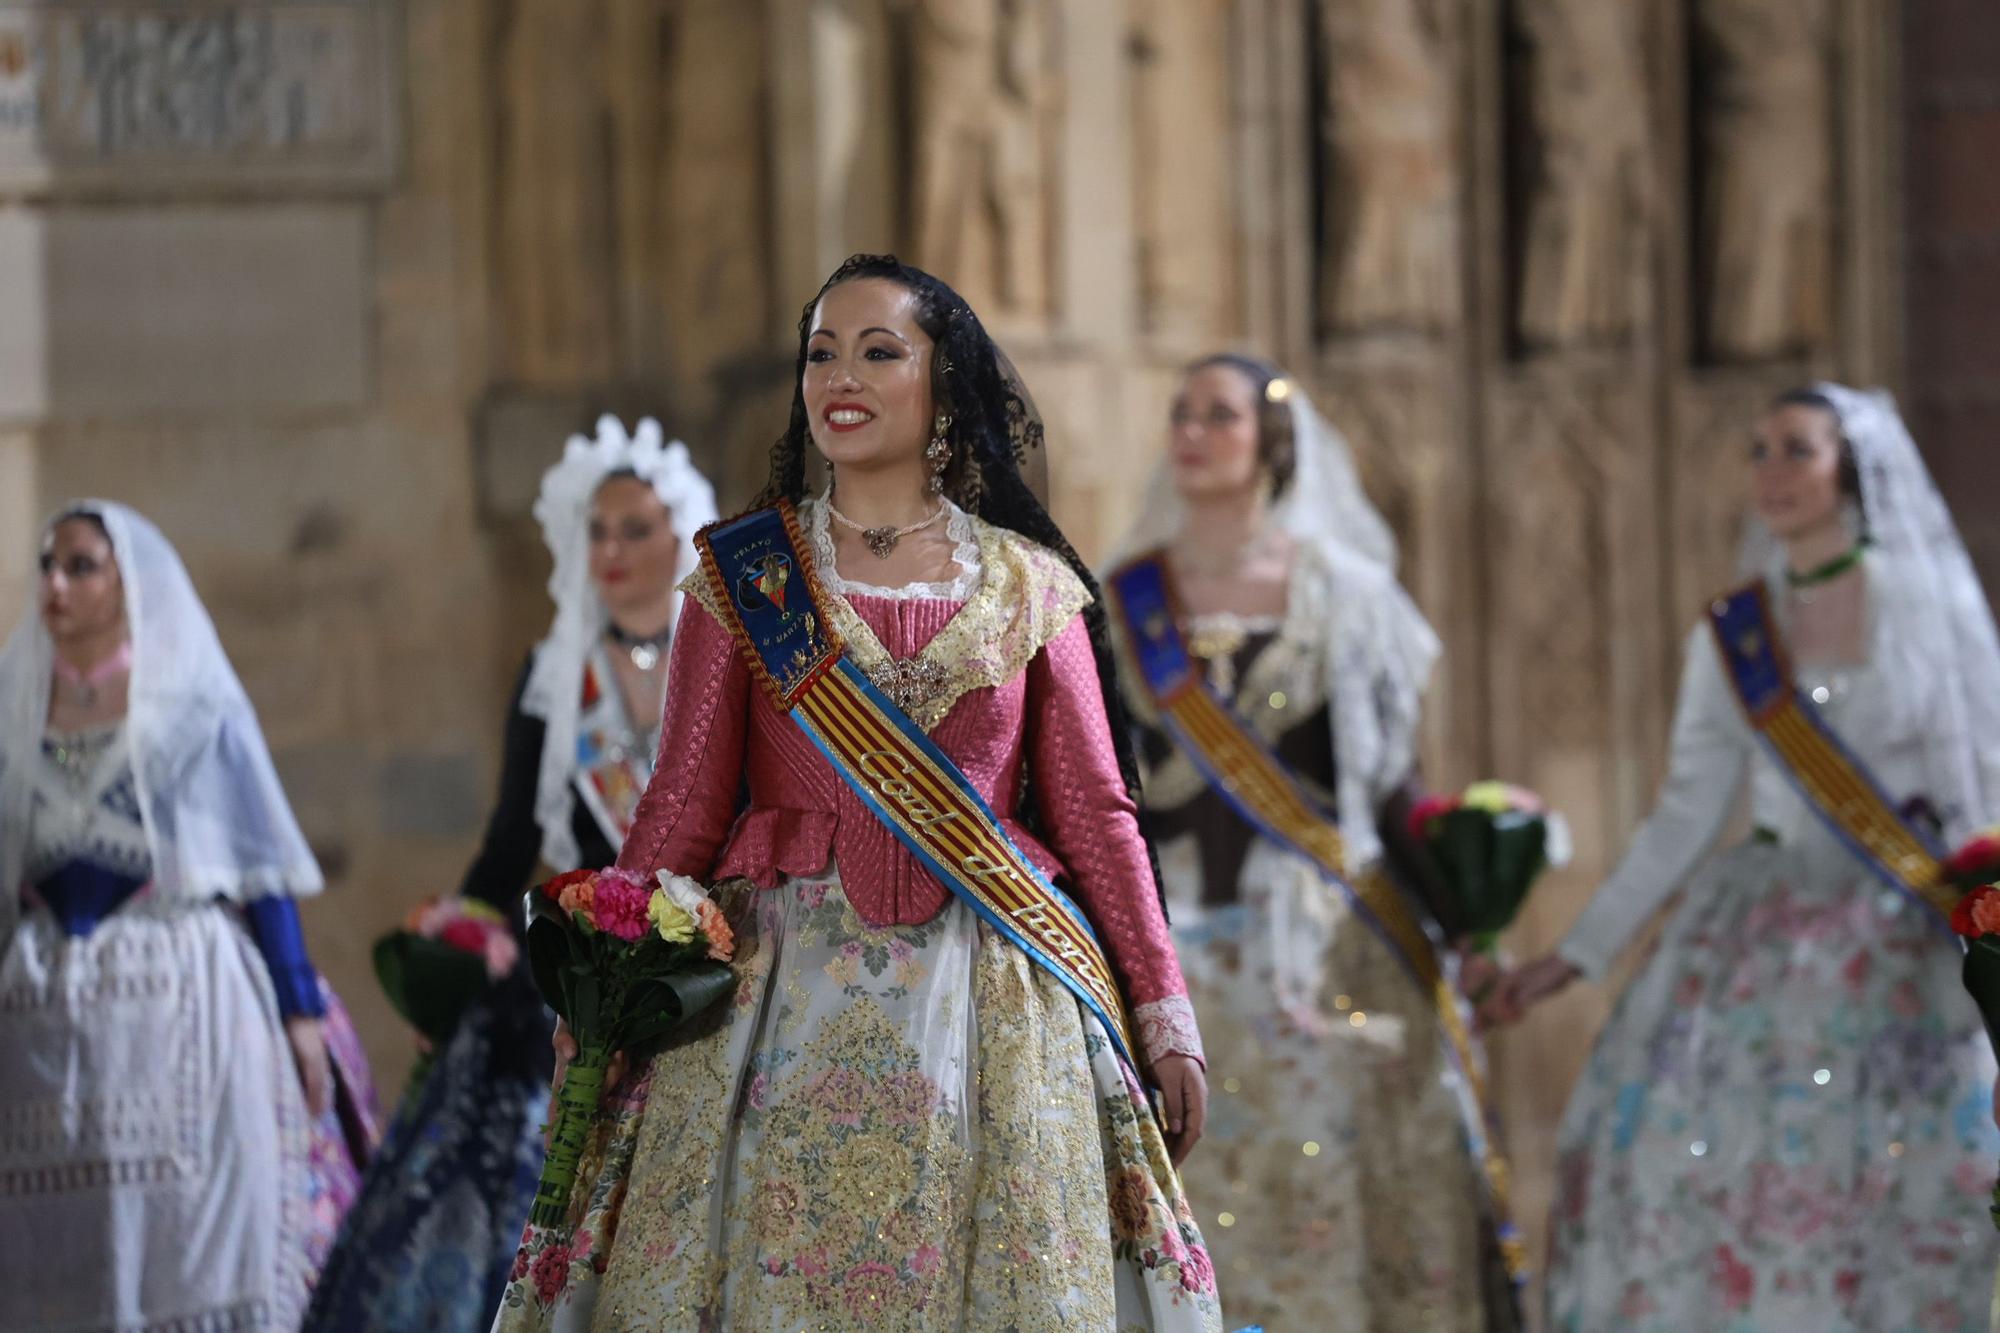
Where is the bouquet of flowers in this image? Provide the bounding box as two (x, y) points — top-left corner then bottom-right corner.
(526, 867), (736, 1232)
(1943, 828), (2000, 1231)
(373, 896), (519, 1086)
(1408, 780), (1572, 953)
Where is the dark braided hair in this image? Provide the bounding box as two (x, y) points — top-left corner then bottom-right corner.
(756, 254), (1168, 915)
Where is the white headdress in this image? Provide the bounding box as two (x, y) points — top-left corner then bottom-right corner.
(520, 415), (719, 871)
(1739, 383), (2000, 837)
(0, 502), (322, 939)
(1113, 372), (1439, 870)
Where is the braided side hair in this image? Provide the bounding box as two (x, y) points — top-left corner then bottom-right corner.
(756, 254), (1167, 914)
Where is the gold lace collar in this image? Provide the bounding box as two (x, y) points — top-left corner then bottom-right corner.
(682, 513), (1091, 732)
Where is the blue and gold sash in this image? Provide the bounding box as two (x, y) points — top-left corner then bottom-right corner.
(695, 502), (1142, 1074)
(1707, 582), (1951, 921)
(1109, 553), (1527, 1287)
(573, 652), (655, 850)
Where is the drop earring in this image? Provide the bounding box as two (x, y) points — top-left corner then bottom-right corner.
(925, 414), (953, 495)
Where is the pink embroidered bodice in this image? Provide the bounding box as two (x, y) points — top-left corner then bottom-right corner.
(615, 509), (1202, 1068)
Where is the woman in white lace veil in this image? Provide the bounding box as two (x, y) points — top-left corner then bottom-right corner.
(1102, 354), (1512, 1332)
(0, 501), (376, 1329)
(1494, 385), (2000, 1329)
(1737, 384), (2000, 839)
(520, 415), (718, 871)
(301, 417), (716, 1333)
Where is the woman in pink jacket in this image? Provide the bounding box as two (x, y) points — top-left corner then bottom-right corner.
(496, 255), (1218, 1332)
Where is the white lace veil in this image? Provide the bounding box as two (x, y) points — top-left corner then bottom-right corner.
(0, 501), (322, 939)
(1112, 373), (1439, 870)
(1738, 383), (2000, 839)
(520, 416), (718, 871)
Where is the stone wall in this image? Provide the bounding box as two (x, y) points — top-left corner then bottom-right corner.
(0, 0), (1956, 1307)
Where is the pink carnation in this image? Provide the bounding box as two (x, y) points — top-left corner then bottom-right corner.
(482, 931), (519, 978)
(439, 918), (491, 955)
(589, 871), (653, 942)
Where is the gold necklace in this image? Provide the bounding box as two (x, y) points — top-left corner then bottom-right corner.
(827, 499), (947, 558)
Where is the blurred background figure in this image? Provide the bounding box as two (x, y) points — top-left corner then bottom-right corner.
(303, 420), (715, 1332)
(1491, 386), (2000, 1330)
(0, 3), (1994, 1326)
(1104, 354), (1513, 1331)
(0, 503), (375, 1330)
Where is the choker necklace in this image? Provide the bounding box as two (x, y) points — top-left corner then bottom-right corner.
(1787, 542), (1867, 597)
(827, 498), (946, 559)
(608, 621), (671, 672)
(53, 640), (133, 706)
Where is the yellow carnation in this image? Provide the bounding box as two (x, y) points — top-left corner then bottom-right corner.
(647, 890), (697, 945)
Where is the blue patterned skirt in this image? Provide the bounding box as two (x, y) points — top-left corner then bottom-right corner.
(303, 974), (552, 1333)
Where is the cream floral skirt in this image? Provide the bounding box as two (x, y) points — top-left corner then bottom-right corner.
(494, 871), (1221, 1333)
(1161, 836), (1503, 1333)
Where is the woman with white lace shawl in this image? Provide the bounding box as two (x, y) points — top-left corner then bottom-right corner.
(304, 418), (716, 1333)
(1102, 355), (1515, 1332)
(1492, 386), (2000, 1329)
(0, 502), (377, 1330)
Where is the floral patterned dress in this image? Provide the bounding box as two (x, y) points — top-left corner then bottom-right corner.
(1551, 574), (2000, 1332)
(493, 502), (1220, 1332)
(1111, 543), (1507, 1333)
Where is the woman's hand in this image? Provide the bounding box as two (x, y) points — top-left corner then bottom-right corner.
(285, 1016), (333, 1118)
(1478, 954), (1581, 1030)
(1153, 1054), (1208, 1166)
(1457, 947), (1503, 1008)
(547, 1019), (629, 1139)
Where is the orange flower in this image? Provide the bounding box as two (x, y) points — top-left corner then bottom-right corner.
(556, 874), (597, 918)
(695, 899), (736, 963)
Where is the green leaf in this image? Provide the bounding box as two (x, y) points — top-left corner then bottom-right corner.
(614, 963), (736, 1048)
(372, 931), (491, 1042)
(1431, 809), (1550, 937)
(1964, 937), (2000, 1054)
(573, 972), (602, 1037)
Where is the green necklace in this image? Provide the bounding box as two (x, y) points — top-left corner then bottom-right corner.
(1787, 542), (1867, 589)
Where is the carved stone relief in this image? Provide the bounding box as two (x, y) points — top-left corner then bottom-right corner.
(1693, 0), (1834, 363)
(0, 0), (399, 193)
(909, 0), (1052, 320)
(1128, 0), (1237, 342)
(657, 1), (773, 389)
(1513, 0), (1649, 350)
(493, 0), (619, 389)
(1315, 0), (1459, 336)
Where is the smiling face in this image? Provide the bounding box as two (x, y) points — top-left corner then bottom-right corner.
(1167, 362), (1267, 504)
(586, 475), (680, 622)
(39, 515), (126, 649)
(801, 276), (937, 478)
(1751, 401), (1848, 541)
